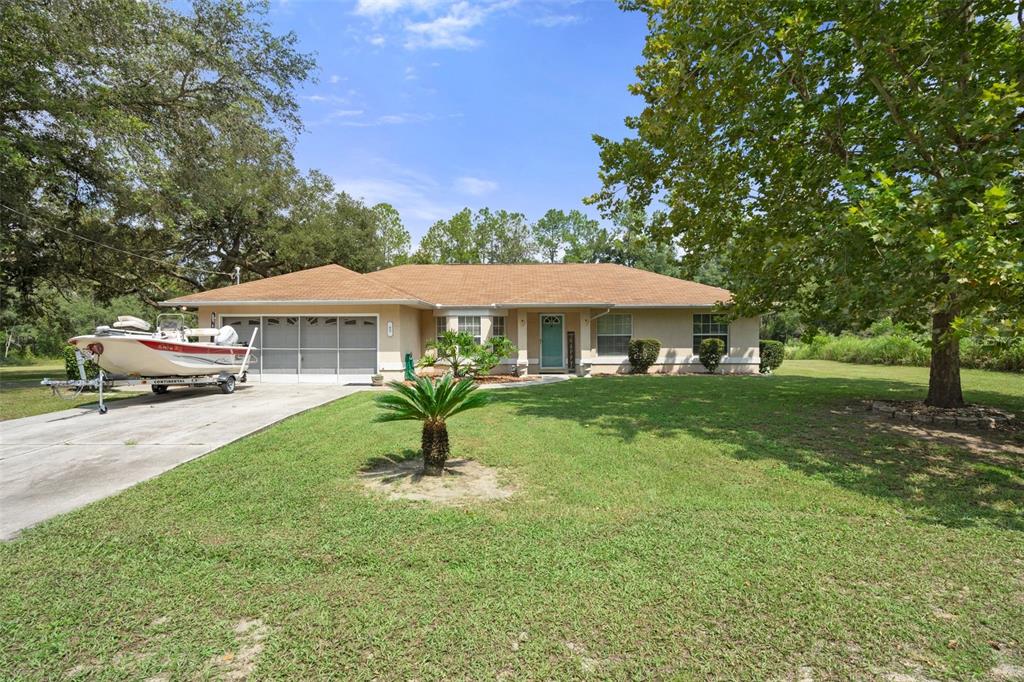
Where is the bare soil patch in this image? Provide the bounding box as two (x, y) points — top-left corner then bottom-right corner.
(358, 456), (515, 505)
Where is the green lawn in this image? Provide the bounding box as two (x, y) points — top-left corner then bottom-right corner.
(0, 360), (134, 421)
(1, 361), (1021, 679)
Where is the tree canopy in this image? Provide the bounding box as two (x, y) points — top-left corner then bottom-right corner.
(591, 1), (1024, 406)
(0, 0), (410, 312)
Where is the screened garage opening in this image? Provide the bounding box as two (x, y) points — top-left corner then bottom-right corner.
(221, 315), (378, 384)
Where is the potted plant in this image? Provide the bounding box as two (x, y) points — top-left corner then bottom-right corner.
(371, 373), (384, 386)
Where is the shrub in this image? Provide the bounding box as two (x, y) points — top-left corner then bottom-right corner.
(62, 345), (99, 381)
(759, 340), (784, 374)
(627, 338), (661, 374)
(421, 330), (518, 378)
(699, 338), (725, 373)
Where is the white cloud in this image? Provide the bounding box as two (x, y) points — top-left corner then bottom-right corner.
(404, 66), (417, 80)
(334, 167), (454, 232)
(354, 0), (441, 16)
(368, 34), (386, 46)
(533, 13), (579, 28)
(454, 176), (498, 196)
(404, 2), (488, 50)
(328, 74), (344, 84)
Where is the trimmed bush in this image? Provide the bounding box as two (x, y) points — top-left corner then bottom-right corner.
(699, 338), (725, 374)
(62, 345), (100, 381)
(627, 338), (661, 374)
(759, 340), (784, 374)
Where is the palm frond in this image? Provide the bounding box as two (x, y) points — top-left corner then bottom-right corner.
(373, 374), (489, 423)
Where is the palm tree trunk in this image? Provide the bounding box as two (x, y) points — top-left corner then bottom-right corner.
(421, 419), (450, 476)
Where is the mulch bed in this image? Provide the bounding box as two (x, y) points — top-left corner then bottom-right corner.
(864, 399), (1016, 430)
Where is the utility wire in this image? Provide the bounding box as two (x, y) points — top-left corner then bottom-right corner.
(0, 201), (233, 277)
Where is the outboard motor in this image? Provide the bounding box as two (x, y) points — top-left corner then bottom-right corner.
(214, 325), (239, 345)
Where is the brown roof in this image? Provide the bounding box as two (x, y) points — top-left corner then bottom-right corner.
(163, 263), (731, 307)
(163, 264), (420, 305)
(366, 263), (731, 306)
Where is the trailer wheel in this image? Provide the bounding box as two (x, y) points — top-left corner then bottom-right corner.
(152, 385), (169, 395)
(99, 405), (108, 415)
(220, 375), (236, 394)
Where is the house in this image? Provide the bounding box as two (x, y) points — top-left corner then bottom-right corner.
(162, 263), (761, 383)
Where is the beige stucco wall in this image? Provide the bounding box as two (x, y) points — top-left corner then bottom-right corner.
(586, 308), (760, 374)
(198, 304), (760, 379)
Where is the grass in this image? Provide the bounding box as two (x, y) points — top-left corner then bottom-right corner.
(1, 360), (1021, 679)
(0, 359), (134, 421)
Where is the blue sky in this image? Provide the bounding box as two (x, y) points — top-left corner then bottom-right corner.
(267, 0), (648, 244)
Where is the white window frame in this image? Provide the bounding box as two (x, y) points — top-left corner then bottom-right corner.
(596, 313), (632, 357)
(458, 315), (482, 345)
(692, 313), (729, 356)
(435, 316), (447, 341)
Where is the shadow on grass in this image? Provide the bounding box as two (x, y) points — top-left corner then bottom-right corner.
(495, 375), (1024, 531)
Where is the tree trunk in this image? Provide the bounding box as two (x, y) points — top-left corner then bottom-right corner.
(420, 419), (450, 476)
(925, 309), (965, 408)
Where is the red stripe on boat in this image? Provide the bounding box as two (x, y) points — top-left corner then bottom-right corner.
(137, 339), (243, 355)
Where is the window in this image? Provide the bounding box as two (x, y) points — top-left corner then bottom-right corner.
(435, 316), (447, 341)
(693, 314), (729, 354)
(491, 316), (506, 339)
(596, 314), (631, 355)
(458, 316), (481, 345)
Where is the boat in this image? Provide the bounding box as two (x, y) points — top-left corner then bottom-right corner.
(68, 314), (256, 378)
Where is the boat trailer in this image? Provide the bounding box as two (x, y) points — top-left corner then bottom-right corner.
(41, 330), (258, 415)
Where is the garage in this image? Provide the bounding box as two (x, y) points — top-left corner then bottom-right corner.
(222, 315), (379, 384)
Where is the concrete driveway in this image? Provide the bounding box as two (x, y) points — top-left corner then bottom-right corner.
(0, 383), (365, 540)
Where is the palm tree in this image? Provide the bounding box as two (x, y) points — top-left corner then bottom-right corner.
(374, 374), (490, 476)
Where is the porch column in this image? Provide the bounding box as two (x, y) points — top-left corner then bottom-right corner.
(578, 310), (593, 376)
(514, 310), (530, 375)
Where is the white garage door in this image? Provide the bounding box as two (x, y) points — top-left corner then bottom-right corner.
(221, 315), (378, 384)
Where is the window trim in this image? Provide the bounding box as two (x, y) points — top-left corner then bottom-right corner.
(692, 313), (729, 356)
(596, 313), (632, 357)
(458, 315), (482, 345)
(490, 315), (506, 340)
(435, 316), (447, 341)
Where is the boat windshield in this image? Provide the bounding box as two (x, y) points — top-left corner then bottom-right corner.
(156, 314), (187, 338)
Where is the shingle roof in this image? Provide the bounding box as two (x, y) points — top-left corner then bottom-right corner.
(366, 263), (731, 306)
(163, 263), (731, 307)
(162, 264), (421, 305)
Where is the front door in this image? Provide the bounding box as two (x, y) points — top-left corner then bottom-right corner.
(540, 314), (564, 369)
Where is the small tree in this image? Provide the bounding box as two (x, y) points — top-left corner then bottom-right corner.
(627, 338), (661, 374)
(374, 375), (490, 476)
(699, 338), (725, 374)
(421, 330), (517, 378)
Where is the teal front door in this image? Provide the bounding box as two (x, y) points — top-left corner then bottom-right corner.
(540, 315), (564, 369)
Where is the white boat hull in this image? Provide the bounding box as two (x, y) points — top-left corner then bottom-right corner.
(70, 335), (247, 377)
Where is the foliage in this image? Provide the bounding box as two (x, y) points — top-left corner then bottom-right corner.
(62, 345), (99, 382)
(760, 309), (806, 343)
(758, 340), (784, 374)
(421, 330), (518, 378)
(372, 203), (411, 266)
(699, 338), (725, 374)
(627, 338), (661, 374)
(592, 1), (1024, 407)
(532, 209), (602, 263)
(788, 332), (1023, 373)
(1, 284), (154, 359)
(374, 374), (489, 475)
(0, 0), (316, 305)
(415, 208), (535, 264)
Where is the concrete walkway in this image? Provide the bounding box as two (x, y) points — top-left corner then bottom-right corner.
(0, 383), (364, 540)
